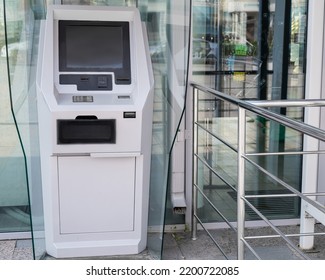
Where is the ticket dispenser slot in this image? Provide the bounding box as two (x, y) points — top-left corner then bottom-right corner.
(57, 117), (116, 144)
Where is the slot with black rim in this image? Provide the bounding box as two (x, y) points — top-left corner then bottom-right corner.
(123, 111), (136, 118)
(57, 117), (116, 144)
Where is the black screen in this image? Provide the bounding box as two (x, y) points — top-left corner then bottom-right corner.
(59, 21), (131, 84)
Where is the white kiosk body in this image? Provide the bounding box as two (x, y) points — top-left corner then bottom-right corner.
(36, 5), (154, 258)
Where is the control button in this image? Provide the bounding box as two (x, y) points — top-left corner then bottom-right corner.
(98, 76), (108, 88)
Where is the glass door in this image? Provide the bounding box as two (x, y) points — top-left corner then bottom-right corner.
(192, 0), (308, 223)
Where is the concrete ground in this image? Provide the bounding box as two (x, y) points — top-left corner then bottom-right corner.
(162, 224), (325, 260)
(1, 224), (325, 260)
(0, 239), (33, 260)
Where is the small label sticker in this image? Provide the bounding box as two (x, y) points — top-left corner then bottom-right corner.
(72, 96), (93, 103)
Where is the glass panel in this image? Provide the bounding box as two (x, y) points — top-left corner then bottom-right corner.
(0, 0), (31, 236)
(139, 0), (191, 259)
(3, 0), (47, 259)
(192, 0), (308, 223)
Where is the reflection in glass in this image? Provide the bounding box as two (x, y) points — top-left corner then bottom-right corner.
(192, 0), (307, 223)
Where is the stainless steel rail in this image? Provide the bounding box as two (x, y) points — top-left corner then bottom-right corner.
(192, 83), (325, 141)
(191, 82), (325, 260)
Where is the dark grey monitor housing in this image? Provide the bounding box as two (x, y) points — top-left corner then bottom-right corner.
(59, 20), (131, 89)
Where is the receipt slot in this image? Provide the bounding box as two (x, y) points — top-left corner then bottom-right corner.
(36, 5), (154, 258)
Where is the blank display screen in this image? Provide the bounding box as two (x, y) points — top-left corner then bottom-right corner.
(65, 25), (123, 70)
(59, 20), (131, 84)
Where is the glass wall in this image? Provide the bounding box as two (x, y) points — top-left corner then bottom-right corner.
(139, 0), (191, 259)
(0, 0), (31, 236)
(0, 0), (49, 259)
(192, 0), (308, 223)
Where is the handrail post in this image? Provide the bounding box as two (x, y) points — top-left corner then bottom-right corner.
(237, 106), (246, 259)
(192, 87), (198, 240)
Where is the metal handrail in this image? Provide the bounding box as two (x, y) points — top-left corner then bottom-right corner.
(191, 82), (325, 260)
(191, 82), (325, 142)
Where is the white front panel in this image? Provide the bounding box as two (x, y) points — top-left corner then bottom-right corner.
(58, 156), (135, 234)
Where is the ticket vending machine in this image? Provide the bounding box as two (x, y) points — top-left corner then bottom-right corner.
(36, 5), (154, 258)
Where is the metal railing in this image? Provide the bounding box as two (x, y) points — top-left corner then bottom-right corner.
(191, 82), (325, 260)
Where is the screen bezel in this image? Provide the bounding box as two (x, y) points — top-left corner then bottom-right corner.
(58, 20), (131, 84)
